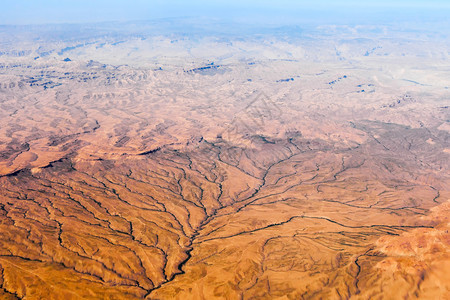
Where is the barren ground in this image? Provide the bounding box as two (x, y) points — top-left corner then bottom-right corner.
(0, 21), (449, 299)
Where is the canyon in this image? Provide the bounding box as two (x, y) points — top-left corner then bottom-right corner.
(0, 20), (449, 299)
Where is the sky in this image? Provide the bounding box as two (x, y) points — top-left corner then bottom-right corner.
(1, 0), (450, 25)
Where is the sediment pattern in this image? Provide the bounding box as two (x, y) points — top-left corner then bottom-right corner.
(0, 22), (449, 299)
(1, 123), (448, 299)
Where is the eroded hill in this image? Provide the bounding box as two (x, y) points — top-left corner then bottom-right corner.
(0, 21), (449, 299)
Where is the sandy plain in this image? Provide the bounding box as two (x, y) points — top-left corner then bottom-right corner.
(0, 21), (449, 299)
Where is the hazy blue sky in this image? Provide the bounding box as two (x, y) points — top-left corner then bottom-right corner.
(1, 0), (450, 25)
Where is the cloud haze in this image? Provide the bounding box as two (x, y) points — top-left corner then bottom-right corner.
(1, 0), (450, 25)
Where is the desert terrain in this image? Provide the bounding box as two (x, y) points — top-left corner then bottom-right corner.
(0, 20), (449, 299)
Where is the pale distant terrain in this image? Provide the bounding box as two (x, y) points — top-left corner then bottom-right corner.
(0, 19), (449, 299)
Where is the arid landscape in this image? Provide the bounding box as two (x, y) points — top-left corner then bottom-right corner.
(0, 18), (449, 299)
